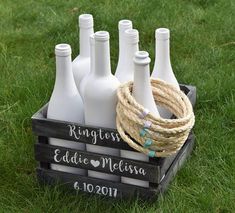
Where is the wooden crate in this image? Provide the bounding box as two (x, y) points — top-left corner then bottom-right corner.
(32, 84), (196, 199)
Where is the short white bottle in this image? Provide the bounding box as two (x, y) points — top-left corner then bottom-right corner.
(79, 34), (95, 100)
(115, 20), (133, 82)
(121, 51), (160, 188)
(83, 31), (120, 181)
(72, 14), (94, 93)
(152, 28), (180, 118)
(47, 44), (86, 175)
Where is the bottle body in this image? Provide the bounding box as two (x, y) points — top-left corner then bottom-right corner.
(83, 31), (120, 181)
(121, 51), (159, 187)
(72, 14), (94, 94)
(152, 28), (179, 118)
(47, 44), (85, 175)
(115, 20), (134, 82)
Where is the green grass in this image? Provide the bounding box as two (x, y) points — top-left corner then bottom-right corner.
(0, 0), (235, 212)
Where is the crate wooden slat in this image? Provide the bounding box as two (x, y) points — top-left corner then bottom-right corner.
(32, 110), (133, 151)
(32, 84), (196, 199)
(35, 142), (159, 183)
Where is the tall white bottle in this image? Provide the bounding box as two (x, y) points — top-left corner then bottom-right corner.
(47, 44), (86, 175)
(72, 14), (94, 93)
(121, 51), (160, 188)
(80, 34), (95, 100)
(83, 31), (120, 181)
(152, 28), (180, 118)
(115, 20), (133, 82)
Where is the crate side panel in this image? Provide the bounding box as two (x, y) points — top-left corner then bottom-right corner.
(157, 134), (195, 195)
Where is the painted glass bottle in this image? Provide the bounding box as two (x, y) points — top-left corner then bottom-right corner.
(83, 31), (120, 182)
(47, 43), (85, 175)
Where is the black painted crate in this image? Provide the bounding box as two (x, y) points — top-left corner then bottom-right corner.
(32, 84), (196, 199)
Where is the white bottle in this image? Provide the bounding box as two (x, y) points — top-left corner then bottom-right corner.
(79, 34), (95, 100)
(47, 44), (85, 175)
(115, 20), (133, 82)
(83, 31), (120, 181)
(72, 14), (94, 93)
(152, 28), (180, 118)
(121, 51), (160, 188)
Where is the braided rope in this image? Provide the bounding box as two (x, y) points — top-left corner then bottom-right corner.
(116, 78), (195, 157)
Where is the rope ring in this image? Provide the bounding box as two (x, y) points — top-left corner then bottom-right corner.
(116, 78), (195, 158)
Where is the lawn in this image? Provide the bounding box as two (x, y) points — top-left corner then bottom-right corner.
(0, 0), (234, 212)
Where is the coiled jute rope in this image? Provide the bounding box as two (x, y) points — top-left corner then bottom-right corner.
(116, 78), (195, 158)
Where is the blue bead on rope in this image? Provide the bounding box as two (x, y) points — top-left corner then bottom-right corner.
(144, 138), (152, 148)
(148, 150), (156, 158)
(139, 128), (147, 137)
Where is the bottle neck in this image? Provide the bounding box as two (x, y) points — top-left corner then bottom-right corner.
(155, 39), (171, 68)
(90, 40), (95, 75)
(94, 40), (111, 77)
(133, 60), (159, 117)
(54, 55), (74, 92)
(133, 63), (152, 101)
(118, 30), (127, 62)
(124, 42), (139, 67)
(79, 27), (94, 57)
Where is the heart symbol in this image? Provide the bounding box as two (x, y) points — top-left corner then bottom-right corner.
(90, 160), (100, 168)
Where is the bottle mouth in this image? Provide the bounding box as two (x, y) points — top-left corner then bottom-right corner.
(55, 43), (71, 56)
(118, 19), (133, 31)
(79, 14), (93, 28)
(94, 31), (109, 41)
(134, 51), (151, 65)
(124, 29), (139, 43)
(155, 28), (170, 40)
